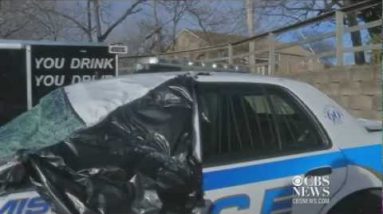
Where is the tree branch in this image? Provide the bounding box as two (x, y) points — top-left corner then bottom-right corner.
(37, 7), (89, 34)
(1, 19), (31, 38)
(98, 0), (146, 41)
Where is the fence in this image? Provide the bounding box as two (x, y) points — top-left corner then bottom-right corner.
(120, 0), (382, 75)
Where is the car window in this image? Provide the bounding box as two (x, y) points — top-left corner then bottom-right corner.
(197, 83), (327, 166)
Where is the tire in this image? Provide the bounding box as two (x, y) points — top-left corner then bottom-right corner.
(328, 189), (382, 214)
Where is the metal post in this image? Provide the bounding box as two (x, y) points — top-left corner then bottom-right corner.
(336, 10), (344, 66)
(268, 33), (275, 75)
(249, 40), (256, 72)
(228, 44), (233, 64)
(115, 54), (119, 76)
(26, 45), (32, 110)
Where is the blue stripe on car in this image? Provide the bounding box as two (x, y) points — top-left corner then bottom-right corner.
(341, 144), (382, 174)
(204, 144), (382, 191)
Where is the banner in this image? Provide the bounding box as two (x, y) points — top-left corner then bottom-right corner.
(31, 45), (116, 105)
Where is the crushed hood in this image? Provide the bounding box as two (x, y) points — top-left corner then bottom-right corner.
(0, 75), (205, 214)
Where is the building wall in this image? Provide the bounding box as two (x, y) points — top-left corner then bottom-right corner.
(276, 55), (325, 74)
(172, 31), (207, 52)
(280, 65), (381, 120)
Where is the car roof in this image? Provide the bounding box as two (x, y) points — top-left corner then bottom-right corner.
(64, 70), (372, 149)
(63, 71), (310, 125)
(119, 71), (306, 87)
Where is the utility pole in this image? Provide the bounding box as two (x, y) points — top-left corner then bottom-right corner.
(246, 0), (256, 72)
(246, 0), (254, 36)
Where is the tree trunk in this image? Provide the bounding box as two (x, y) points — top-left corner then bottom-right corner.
(86, 0), (93, 42)
(153, 0), (163, 53)
(94, 0), (102, 42)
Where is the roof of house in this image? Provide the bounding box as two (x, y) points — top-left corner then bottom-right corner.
(183, 29), (245, 45)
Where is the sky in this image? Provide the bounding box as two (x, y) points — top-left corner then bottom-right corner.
(106, 0), (248, 42)
(3, 0), (376, 64)
(100, 0), (377, 64)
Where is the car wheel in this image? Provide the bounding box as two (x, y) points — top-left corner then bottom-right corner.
(328, 189), (381, 214)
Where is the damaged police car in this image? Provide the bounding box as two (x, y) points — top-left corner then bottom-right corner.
(0, 72), (381, 214)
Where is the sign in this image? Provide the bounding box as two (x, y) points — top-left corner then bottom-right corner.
(31, 45), (116, 105)
(108, 45), (128, 54)
(292, 175), (330, 204)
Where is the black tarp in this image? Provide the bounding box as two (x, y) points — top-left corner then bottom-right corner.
(0, 75), (205, 214)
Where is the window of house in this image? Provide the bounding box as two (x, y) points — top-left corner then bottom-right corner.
(197, 83), (328, 166)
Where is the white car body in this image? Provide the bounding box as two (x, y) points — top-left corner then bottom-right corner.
(0, 72), (381, 214)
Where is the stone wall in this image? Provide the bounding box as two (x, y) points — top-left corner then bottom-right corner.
(279, 65), (381, 120)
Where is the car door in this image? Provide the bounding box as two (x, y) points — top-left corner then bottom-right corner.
(196, 83), (347, 214)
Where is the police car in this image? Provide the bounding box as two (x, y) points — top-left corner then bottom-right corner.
(0, 71), (381, 214)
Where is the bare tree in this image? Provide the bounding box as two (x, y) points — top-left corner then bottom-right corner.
(162, 0), (189, 50)
(150, 0), (164, 52)
(122, 0), (243, 54)
(134, 0), (227, 53)
(95, 0), (146, 42)
(37, 0), (147, 42)
(0, 0), (61, 40)
(186, 1), (231, 33)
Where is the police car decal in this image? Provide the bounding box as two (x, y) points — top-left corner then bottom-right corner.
(0, 192), (50, 214)
(323, 105), (344, 124)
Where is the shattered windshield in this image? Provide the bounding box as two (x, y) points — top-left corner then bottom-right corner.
(0, 89), (84, 159)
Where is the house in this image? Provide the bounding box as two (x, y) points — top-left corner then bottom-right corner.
(170, 29), (245, 51)
(169, 29), (324, 73)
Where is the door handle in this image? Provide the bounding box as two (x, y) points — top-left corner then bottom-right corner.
(305, 166), (332, 177)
